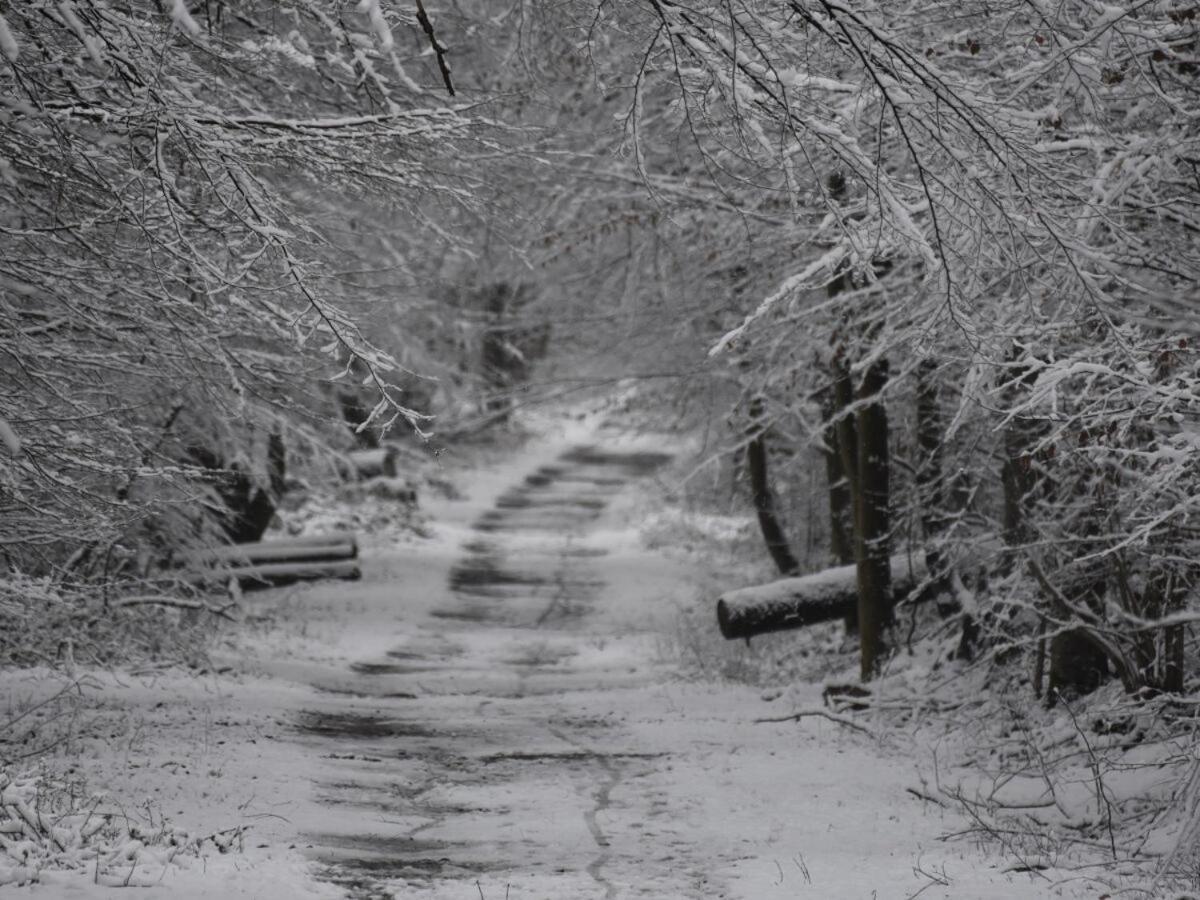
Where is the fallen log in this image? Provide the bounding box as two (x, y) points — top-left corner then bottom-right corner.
(179, 534), (361, 589)
(716, 555), (927, 640)
(187, 558), (362, 589)
(181, 535), (358, 567)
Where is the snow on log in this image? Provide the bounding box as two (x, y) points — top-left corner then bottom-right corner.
(187, 558), (362, 589)
(347, 446), (399, 479)
(179, 534), (361, 589)
(716, 555), (927, 640)
(182, 536), (358, 567)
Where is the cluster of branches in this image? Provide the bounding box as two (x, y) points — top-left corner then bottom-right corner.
(543, 0), (1200, 688)
(0, 2), (489, 612)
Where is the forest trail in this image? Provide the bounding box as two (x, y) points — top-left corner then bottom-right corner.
(275, 420), (1087, 900)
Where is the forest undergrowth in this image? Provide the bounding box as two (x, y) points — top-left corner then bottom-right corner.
(0, 442), (440, 889)
(0, 629), (248, 888)
(645, 457), (1200, 900)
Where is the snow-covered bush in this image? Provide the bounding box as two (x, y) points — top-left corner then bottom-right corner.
(0, 769), (245, 888)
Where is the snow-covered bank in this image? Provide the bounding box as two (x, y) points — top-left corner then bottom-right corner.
(0, 666), (339, 898)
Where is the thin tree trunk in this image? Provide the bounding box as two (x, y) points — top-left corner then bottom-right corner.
(915, 359), (978, 658)
(831, 351), (860, 632)
(825, 166), (855, 553)
(747, 397), (801, 576)
(855, 358), (892, 680)
(822, 383), (855, 568)
(481, 283), (516, 422)
(1164, 623), (1185, 693)
(915, 359), (947, 585)
(823, 434), (854, 567)
(823, 169), (858, 622)
(999, 353), (1038, 562)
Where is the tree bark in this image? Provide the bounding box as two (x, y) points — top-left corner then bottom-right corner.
(915, 359), (978, 658)
(822, 378), (855, 569)
(915, 359), (947, 585)
(1164, 622), (1185, 694)
(746, 396), (801, 576)
(823, 171), (859, 628)
(999, 353), (1039, 560)
(855, 358), (892, 680)
(186, 431), (287, 545)
(830, 352), (860, 631)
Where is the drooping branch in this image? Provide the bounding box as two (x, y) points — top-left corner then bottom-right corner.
(415, 0), (456, 96)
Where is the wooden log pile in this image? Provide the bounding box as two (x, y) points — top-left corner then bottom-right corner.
(181, 534), (360, 589)
(716, 554), (928, 640)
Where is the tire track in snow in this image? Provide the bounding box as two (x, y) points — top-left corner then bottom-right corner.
(550, 724), (620, 900)
(298, 441), (673, 896)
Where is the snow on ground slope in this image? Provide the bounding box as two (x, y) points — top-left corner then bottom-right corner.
(3, 409), (1099, 898)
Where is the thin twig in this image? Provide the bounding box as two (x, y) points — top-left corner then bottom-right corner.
(754, 707), (875, 736)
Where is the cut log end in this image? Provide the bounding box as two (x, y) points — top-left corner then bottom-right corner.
(717, 591), (851, 640)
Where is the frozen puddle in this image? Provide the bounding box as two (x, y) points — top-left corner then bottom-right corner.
(295, 444), (674, 899)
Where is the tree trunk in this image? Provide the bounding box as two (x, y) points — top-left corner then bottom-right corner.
(855, 358), (892, 680)
(830, 352), (860, 631)
(1048, 629), (1109, 703)
(746, 397), (801, 576)
(822, 382), (855, 569)
(915, 359), (947, 586)
(822, 175), (860, 630)
(187, 431), (287, 545)
(1164, 623), (1185, 693)
(999, 353), (1039, 561)
(822, 173), (854, 568)
(479, 282), (543, 425)
(915, 359), (978, 658)
(1129, 568), (1188, 694)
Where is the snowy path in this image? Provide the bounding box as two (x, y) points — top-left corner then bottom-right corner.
(274, 425), (1088, 900)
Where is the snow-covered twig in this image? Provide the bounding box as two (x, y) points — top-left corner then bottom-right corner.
(754, 707), (875, 737)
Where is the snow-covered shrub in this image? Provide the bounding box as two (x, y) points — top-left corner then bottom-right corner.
(0, 770), (245, 888)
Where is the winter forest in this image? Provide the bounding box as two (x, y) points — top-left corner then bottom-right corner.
(2, 0), (1200, 897)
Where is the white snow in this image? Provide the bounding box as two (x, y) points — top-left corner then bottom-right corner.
(356, 0), (394, 51)
(0, 416), (20, 456)
(0, 14), (18, 63)
(719, 553), (927, 617)
(169, 0), (201, 37)
(2, 409), (1106, 899)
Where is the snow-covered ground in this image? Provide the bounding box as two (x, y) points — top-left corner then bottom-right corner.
(2, 410), (1101, 898)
